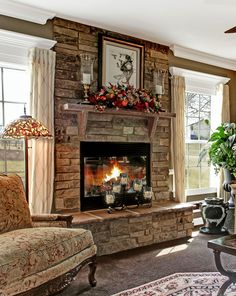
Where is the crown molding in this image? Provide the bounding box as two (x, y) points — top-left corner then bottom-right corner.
(0, 0), (55, 24)
(171, 44), (236, 71)
(0, 29), (56, 65)
(169, 66), (230, 95)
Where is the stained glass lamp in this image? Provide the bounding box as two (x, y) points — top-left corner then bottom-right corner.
(2, 112), (52, 202)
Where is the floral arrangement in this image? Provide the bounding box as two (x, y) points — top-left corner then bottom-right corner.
(88, 83), (164, 113)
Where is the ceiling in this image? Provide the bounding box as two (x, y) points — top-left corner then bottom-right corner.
(3, 0), (236, 64)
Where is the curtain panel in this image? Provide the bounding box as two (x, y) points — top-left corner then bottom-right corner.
(28, 48), (56, 214)
(171, 76), (186, 203)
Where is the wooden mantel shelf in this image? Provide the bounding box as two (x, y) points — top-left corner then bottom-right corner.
(63, 103), (176, 140)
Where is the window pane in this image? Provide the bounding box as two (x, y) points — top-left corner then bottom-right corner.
(185, 92), (212, 191)
(4, 102), (25, 125)
(200, 167), (210, 187)
(0, 66), (27, 186)
(3, 68), (28, 102)
(0, 139), (24, 172)
(0, 70), (2, 100)
(188, 168), (200, 189)
(0, 102), (3, 126)
(0, 140), (6, 172)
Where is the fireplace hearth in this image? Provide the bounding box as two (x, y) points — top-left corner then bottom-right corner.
(80, 142), (150, 211)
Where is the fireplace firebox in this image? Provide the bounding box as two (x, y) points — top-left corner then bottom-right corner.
(80, 142), (151, 211)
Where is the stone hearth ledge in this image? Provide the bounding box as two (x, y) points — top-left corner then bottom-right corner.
(68, 201), (195, 256)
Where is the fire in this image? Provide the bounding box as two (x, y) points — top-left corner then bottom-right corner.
(104, 165), (122, 182)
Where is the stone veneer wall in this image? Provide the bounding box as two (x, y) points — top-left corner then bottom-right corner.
(52, 17), (171, 212)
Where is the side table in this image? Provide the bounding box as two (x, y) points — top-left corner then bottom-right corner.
(208, 235), (236, 296)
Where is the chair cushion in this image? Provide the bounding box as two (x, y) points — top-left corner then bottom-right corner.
(0, 227), (95, 290)
(0, 174), (32, 234)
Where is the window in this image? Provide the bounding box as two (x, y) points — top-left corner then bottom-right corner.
(185, 92), (211, 190)
(169, 66), (230, 197)
(0, 65), (29, 181)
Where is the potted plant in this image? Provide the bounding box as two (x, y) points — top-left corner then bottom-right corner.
(200, 122), (236, 179)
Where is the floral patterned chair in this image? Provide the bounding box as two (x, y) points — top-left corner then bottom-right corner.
(0, 174), (97, 296)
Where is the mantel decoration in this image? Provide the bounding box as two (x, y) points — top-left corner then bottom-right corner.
(88, 83), (165, 113)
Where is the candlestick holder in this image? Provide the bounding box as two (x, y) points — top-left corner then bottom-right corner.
(80, 53), (95, 102)
(83, 84), (90, 102)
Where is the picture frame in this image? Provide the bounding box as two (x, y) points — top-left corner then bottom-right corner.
(98, 35), (144, 89)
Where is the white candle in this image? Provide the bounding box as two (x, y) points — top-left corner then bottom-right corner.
(113, 184), (121, 193)
(144, 191), (152, 199)
(105, 194), (114, 204)
(121, 177), (128, 185)
(134, 183), (142, 192)
(155, 85), (163, 95)
(82, 73), (91, 84)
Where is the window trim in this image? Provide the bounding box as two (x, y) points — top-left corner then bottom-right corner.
(0, 29), (56, 66)
(169, 67), (230, 95)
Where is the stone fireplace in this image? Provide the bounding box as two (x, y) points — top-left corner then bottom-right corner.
(52, 18), (194, 255)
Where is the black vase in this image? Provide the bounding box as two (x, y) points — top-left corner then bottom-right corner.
(200, 197), (228, 234)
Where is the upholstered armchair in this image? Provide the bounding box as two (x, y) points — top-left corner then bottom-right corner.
(0, 174), (97, 296)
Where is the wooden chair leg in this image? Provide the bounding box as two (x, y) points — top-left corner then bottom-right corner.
(88, 256), (97, 287)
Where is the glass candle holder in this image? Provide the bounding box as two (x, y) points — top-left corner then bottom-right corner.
(133, 179), (142, 192)
(104, 191), (115, 206)
(113, 182), (121, 194)
(80, 53), (95, 101)
(143, 186), (153, 200)
(120, 173), (128, 185)
(153, 69), (167, 98)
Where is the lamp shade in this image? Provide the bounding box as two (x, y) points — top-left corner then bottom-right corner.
(2, 115), (52, 139)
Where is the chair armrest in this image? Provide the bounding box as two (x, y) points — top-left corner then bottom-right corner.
(31, 214), (73, 228)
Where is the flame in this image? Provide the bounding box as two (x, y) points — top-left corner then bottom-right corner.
(104, 165), (122, 182)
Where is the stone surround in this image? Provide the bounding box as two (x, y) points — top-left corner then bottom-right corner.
(71, 202), (194, 256)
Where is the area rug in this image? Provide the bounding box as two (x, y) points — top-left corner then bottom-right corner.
(112, 272), (236, 296)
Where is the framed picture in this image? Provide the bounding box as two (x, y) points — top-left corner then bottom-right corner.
(98, 35), (144, 89)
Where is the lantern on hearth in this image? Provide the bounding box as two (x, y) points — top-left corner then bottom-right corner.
(120, 173), (128, 185)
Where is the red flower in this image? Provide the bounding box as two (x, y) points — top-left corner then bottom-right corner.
(121, 100), (128, 107)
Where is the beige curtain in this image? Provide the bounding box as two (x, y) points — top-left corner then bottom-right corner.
(28, 48), (56, 214)
(221, 84), (230, 122)
(220, 84), (235, 233)
(171, 76), (186, 203)
(216, 84), (230, 200)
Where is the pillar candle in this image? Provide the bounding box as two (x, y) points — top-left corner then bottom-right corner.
(155, 84), (163, 95)
(83, 73), (91, 84)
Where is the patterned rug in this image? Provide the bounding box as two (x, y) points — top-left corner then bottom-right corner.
(112, 272), (236, 296)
